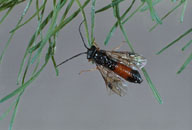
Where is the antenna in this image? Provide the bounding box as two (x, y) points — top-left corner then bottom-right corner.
(56, 52), (87, 67)
(56, 20), (89, 67)
(79, 20), (89, 49)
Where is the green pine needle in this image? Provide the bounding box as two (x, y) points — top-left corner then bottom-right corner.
(142, 68), (163, 104)
(180, 0), (187, 23)
(112, 1), (162, 104)
(182, 39), (192, 51)
(0, 7), (13, 24)
(0, 0), (32, 63)
(95, 0), (124, 13)
(177, 51), (192, 74)
(157, 28), (192, 55)
(0, 58), (50, 103)
(0, 101), (16, 121)
(91, 0), (96, 43)
(140, 0), (161, 12)
(104, 0), (137, 46)
(145, 0), (162, 24)
(150, 1), (184, 32)
(75, 0), (90, 46)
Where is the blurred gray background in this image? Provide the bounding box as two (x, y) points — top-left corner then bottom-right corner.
(0, 1), (192, 130)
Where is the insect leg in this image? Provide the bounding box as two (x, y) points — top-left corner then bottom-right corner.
(92, 39), (100, 48)
(78, 68), (97, 75)
(112, 41), (126, 51)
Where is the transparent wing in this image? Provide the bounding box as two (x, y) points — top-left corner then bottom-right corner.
(105, 51), (147, 70)
(97, 65), (128, 96)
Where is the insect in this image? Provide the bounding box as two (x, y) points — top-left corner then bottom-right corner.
(57, 20), (147, 96)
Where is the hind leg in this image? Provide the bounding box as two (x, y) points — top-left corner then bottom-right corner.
(112, 41), (126, 51)
(79, 68), (97, 75)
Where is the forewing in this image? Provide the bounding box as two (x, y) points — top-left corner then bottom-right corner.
(97, 65), (128, 96)
(106, 51), (147, 70)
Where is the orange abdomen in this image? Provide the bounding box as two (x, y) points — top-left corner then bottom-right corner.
(113, 63), (132, 80)
(113, 63), (143, 83)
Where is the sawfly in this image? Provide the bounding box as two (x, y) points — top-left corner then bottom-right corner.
(57, 20), (147, 96)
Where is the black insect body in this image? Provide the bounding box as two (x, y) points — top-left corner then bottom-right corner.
(87, 46), (143, 84)
(87, 46), (116, 70)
